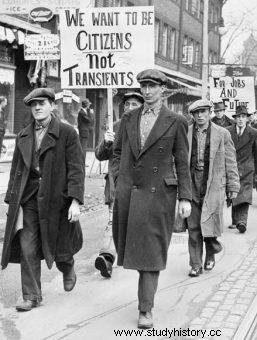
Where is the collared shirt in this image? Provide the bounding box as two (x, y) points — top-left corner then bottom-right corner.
(34, 115), (52, 151)
(195, 125), (208, 168)
(140, 100), (162, 149)
(236, 125), (246, 137)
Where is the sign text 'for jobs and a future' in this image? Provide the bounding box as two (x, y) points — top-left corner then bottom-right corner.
(59, 6), (155, 88)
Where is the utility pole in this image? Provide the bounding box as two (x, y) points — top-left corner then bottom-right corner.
(202, 0), (209, 99)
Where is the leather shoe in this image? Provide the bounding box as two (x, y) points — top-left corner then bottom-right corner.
(188, 267), (203, 277)
(95, 255), (112, 278)
(237, 223), (246, 233)
(138, 311), (153, 329)
(16, 299), (40, 312)
(63, 266), (77, 292)
(204, 254), (215, 271)
(228, 224), (236, 229)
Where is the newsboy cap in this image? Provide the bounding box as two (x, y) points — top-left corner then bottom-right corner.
(123, 91), (144, 104)
(188, 99), (212, 113)
(232, 105), (251, 118)
(136, 69), (168, 85)
(24, 87), (55, 105)
(213, 101), (226, 111)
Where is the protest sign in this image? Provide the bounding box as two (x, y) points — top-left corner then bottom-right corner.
(24, 34), (60, 60)
(59, 6), (155, 89)
(209, 74), (256, 117)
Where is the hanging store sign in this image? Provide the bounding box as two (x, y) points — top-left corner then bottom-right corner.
(24, 34), (60, 60)
(0, 0), (92, 14)
(59, 6), (155, 89)
(29, 7), (54, 22)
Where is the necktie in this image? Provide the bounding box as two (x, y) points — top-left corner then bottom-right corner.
(238, 127), (242, 137)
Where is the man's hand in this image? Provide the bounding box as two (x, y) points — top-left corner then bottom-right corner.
(178, 200), (191, 219)
(227, 191), (238, 200)
(68, 199), (80, 222)
(104, 130), (115, 144)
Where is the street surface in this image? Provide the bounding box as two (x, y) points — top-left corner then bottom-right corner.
(0, 164), (257, 339)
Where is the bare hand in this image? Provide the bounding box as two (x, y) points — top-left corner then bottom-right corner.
(227, 191), (237, 200)
(68, 199), (80, 222)
(178, 200), (191, 219)
(104, 130), (115, 143)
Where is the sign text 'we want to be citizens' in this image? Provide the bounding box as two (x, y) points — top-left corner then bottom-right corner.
(59, 6), (155, 88)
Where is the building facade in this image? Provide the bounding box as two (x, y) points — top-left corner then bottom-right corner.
(0, 0), (223, 160)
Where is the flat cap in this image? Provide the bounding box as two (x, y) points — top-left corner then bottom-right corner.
(213, 101), (226, 111)
(123, 91), (144, 104)
(232, 105), (250, 117)
(137, 69), (168, 85)
(24, 87), (55, 105)
(188, 99), (212, 113)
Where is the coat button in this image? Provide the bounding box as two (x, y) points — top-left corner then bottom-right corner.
(132, 185), (138, 190)
(17, 171), (22, 176)
(151, 187), (156, 193)
(153, 167), (158, 173)
(159, 147), (164, 153)
(133, 163), (136, 169)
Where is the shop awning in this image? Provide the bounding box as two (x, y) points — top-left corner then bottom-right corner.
(0, 15), (50, 45)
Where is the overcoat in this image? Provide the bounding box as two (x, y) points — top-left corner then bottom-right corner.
(1, 116), (85, 270)
(227, 124), (257, 206)
(112, 105), (192, 271)
(95, 121), (120, 205)
(187, 123), (240, 237)
(77, 108), (94, 138)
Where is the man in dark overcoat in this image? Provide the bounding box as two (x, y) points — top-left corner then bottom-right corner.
(211, 101), (233, 128)
(227, 105), (257, 233)
(186, 100), (239, 277)
(112, 69), (192, 329)
(1, 88), (85, 311)
(77, 98), (94, 162)
(94, 91), (144, 278)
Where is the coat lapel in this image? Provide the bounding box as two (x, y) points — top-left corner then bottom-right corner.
(206, 123), (222, 195)
(39, 116), (60, 157)
(17, 124), (34, 169)
(187, 124), (193, 163)
(138, 105), (176, 158)
(236, 125), (251, 151)
(125, 107), (141, 159)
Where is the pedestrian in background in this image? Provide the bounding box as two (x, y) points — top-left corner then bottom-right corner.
(186, 99), (239, 277)
(112, 69), (192, 329)
(227, 105), (257, 233)
(1, 88), (85, 312)
(94, 91), (144, 278)
(0, 96), (8, 158)
(77, 98), (94, 164)
(211, 101), (233, 128)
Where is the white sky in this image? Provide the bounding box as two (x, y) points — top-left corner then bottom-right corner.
(221, 0), (257, 63)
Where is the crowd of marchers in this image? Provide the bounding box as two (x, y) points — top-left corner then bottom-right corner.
(1, 67), (257, 331)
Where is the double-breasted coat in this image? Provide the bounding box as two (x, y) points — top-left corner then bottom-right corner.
(187, 123), (240, 237)
(227, 124), (257, 206)
(1, 116), (85, 270)
(112, 105), (192, 271)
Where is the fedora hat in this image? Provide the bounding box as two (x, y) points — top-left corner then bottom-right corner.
(213, 101), (226, 111)
(232, 105), (251, 118)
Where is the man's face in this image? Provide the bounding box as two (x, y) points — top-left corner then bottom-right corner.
(0, 98), (7, 109)
(140, 82), (163, 105)
(192, 107), (211, 127)
(215, 109), (225, 119)
(124, 97), (142, 113)
(235, 114), (248, 128)
(30, 99), (53, 121)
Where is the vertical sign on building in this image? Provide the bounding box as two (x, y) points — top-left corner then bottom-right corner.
(59, 6), (155, 89)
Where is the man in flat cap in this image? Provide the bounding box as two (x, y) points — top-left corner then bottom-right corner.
(1, 87), (85, 311)
(112, 69), (192, 329)
(94, 91), (144, 278)
(186, 99), (239, 277)
(211, 101), (233, 128)
(227, 105), (257, 233)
